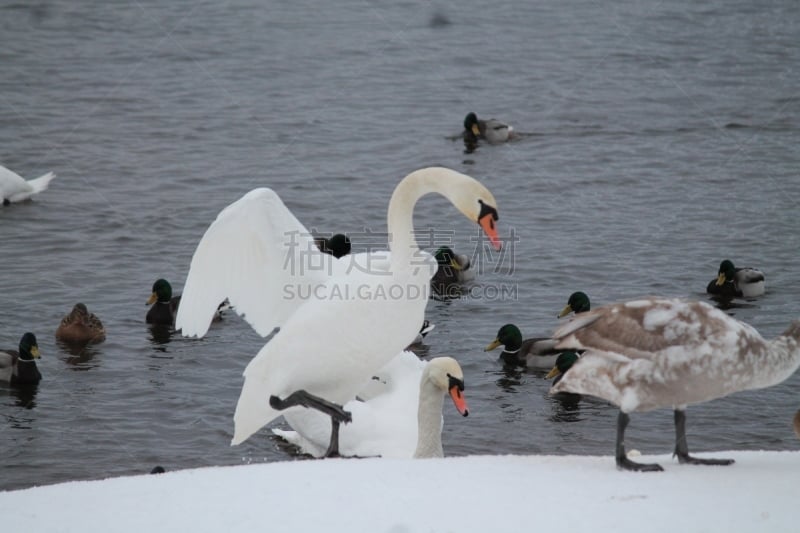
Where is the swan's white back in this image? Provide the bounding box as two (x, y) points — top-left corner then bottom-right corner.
(0, 165), (55, 203)
(276, 352), (443, 458)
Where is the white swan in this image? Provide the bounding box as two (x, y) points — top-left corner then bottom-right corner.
(550, 297), (800, 471)
(0, 165), (55, 205)
(274, 353), (468, 458)
(176, 167), (500, 451)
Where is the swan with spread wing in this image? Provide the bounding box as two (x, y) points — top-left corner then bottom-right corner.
(176, 167), (500, 454)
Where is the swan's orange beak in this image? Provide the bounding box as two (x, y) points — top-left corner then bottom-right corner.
(449, 385), (469, 417)
(479, 213), (501, 251)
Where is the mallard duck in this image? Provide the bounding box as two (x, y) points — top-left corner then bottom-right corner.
(0, 164), (56, 205)
(146, 279), (181, 326)
(1, 333), (42, 385)
(315, 233), (351, 259)
(550, 297), (800, 472)
(485, 324), (560, 370)
(56, 303), (106, 344)
(431, 246), (473, 296)
(558, 291), (591, 318)
(147, 279), (230, 327)
(463, 112), (513, 145)
(545, 350), (581, 385)
(706, 259), (765, 299)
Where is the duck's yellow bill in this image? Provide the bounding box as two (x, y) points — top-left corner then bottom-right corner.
(146, 292), (158, 305)
(485, 339), (502, 351)
(558, 304), (573, 318)
(545, 367), (561, 380)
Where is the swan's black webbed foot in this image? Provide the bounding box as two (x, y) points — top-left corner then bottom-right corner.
(674, 452), (734, 466)
(616, 456), (664, 472)
(615, 411), (664, 472)
(672, 409), (733, 466)
(269, 390), (352, 424)
(270, 390), (352, 458)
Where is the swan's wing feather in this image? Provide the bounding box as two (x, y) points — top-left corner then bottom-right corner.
(0, 165), (29, 199)
(555, 297), (765, 361)
(555, 298), (716, 358)
(177, 188), (337, 337)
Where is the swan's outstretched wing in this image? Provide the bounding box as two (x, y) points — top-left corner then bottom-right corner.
(177, 188), (340, 337)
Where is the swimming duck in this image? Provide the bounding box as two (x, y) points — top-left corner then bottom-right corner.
(545, 350), (581, 385)
(550, 297), (800, 472)
(56, 303), (106, 344)
(706, 259), (765, 299)
(315, 233), (351, 259)
(558, 291), (591, 318)
(175, 167), (500, 454)
(431, 246), (473, 296)
(274, 353), (468, 458)
(0, 164), (56, 205)
(0, 333), (42, 385)
(485, 324), (560, 370)
(146, 279), (181, 326)
(463, 112), (513, 145)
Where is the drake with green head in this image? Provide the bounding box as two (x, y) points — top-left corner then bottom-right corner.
(146, 279), (229, 327)
(431, 246), (473, 296)
(558, 291), (591, 318)
(706, 259), (765, 299)
(146, 279), (181, 326)
(463, 112), (513, 145)
(1, 332), (42, 385)
(545, 351), (581, 385)
(485, 324), (560, 370)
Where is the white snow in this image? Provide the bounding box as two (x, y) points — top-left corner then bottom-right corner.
(1, 451), (797, 532)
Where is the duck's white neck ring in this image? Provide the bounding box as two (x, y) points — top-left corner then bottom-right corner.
(504, 348), (521, 354)
(17, 358), (37, 363)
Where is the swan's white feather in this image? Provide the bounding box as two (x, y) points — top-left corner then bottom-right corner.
(0, 165), (55, 203)
(552, 297), (800, 412)
(176, 188), (343, 337)
(231, 256), (434, 444)
(275, 352), (433, 458)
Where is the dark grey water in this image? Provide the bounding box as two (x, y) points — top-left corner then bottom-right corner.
(2, 0), (799, 491)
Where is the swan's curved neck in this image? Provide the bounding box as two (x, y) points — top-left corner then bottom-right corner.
(387, 170), (438, 269)
(413, 377), (445, 458)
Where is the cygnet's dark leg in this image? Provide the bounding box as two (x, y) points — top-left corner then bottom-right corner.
(615, 411), (663, 472)
(270, 390), (352, 458)
(673, 409), (734, 466)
